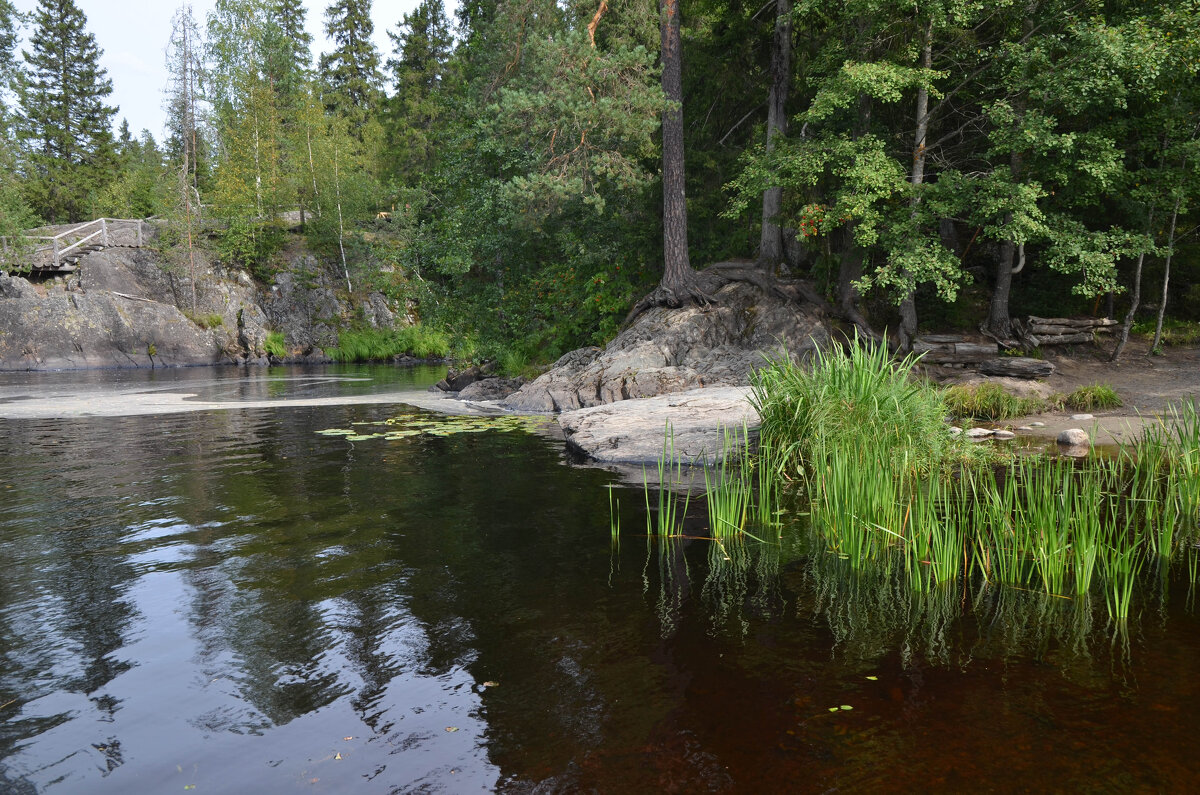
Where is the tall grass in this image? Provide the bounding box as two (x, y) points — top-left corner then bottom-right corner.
(329, 325), (451, 362)
(751, 335), (986, 477)
(748, 335), (1200, 622)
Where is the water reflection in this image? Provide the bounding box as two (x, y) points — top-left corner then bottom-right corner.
(2, 367), (1200, 791)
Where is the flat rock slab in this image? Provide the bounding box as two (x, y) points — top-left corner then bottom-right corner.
(558, 386), (758, 464)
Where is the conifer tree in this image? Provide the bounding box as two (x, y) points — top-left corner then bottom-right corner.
(263, 0), (312, 105)
(319, 0), (382, 125)
(18, 0), (117, 222)
(385, 0), (452, 182)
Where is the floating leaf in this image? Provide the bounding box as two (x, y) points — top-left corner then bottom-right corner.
(828, 707), (838, 712)
(482, 681), (499, 688)
(866, 676), (878, 681)
(335, 752), (342, 760)
(840, 705), (853, 711)
(445, 726), (459, 732)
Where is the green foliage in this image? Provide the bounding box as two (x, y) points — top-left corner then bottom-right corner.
(943, 383), (1047, 420)
(1063, 384), (1123, 412)
(319, 0), (383, 125)
(263, 330), (287, 358)
(1133, 317), (1200, 346)
(329, 325), (450, 362)
(216, 220), (285, 280)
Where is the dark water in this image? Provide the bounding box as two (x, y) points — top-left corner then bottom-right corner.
(2, 366), (1200, 793)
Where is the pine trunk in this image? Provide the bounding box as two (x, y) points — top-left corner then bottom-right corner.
(758, 0), (791, 269)
(659, 0), (693, 298)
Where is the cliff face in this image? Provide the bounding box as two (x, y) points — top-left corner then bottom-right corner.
(0, 244), (402, 371)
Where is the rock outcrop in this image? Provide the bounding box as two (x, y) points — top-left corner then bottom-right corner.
(1, 239), (409, 370)
(558, 386), (758, 464)
(0, 250), (235, 369)
(504, 279), (829, 412)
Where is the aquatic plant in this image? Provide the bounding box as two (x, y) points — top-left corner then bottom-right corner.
(316, 412), (555, 442)
(644, 423), (692, 538)
(703, 425), (753, 540)
(751, 335), (987, 478)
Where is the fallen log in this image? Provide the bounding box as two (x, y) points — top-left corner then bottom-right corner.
(979, 357), (1056, 378)
(1036, 332), (1094, 346)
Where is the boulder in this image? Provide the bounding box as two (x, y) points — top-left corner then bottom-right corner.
(457, 377), (525, 401)
(558, 386), (758, 464)
(505, 279), (828, 412)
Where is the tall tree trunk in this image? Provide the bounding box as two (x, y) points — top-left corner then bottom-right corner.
(758, 0), (791, 269)
(1111, 211), (1154, 362)
(658, 0), (697, 304)
(1151, 197), (1180, 351)
(898, 20), (933, 351)
(988, 213), (1016, 341)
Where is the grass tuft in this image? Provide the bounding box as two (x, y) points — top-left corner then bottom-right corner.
(1062, 383), (1122, 412)
(943, 383), (1046, 420)
(264, 331), (287, 358)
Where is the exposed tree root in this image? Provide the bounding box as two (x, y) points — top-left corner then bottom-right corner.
(622, 260), (880, 341)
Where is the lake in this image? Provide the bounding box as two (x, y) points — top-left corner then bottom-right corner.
(2, 365), (1199, 792)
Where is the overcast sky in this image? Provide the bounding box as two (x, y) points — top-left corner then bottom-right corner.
(10, 0), (435, 141)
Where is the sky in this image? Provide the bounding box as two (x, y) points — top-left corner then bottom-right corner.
(10, 0), (433, 141)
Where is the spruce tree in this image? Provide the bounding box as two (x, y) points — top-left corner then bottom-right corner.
(18, 0), (117, 222)
(384, 0), (452, 182)
(264, 0), (312, 105)
(319, 0), (382, 125)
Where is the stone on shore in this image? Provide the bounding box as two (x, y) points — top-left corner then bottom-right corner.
(558, 386), (757, 464)
(504, 279), (828, 412)
(1057, 428), (1090, 446)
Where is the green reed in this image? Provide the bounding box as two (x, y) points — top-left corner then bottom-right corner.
(703, 424), (754, 540)
(643, 423), (691, 538)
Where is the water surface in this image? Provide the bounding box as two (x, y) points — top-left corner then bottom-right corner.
(2, 365), (1199, 792)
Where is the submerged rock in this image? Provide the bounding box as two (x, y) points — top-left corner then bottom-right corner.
(504, 279), (829, 412)
(558, 386), (758, 464)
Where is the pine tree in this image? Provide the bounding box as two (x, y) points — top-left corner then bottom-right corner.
(17, 0), (117, 222)
(319, 0), (382, 125)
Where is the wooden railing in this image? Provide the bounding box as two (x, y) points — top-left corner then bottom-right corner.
(3, 218), (149, 271)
